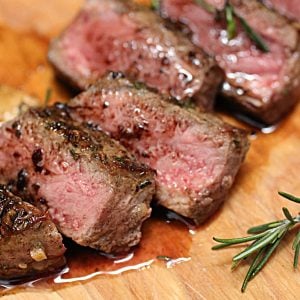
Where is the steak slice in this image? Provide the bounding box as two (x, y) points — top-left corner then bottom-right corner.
(48, 0), (224, 110)
(0, 107), (155, 253)
(262, 0), (300, 23)
(0, 185), (65, 280)
(160, 0), (300, 124)
(67, 74), (250, 225)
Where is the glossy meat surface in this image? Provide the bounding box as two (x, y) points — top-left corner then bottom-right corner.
(48, 0), (224, 110)
(0, 107), (155, 253)
(161, 0), (300, 124)
(68, 74), (250, 224)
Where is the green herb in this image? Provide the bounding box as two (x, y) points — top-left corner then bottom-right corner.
(279, 191), (300, 204)
(212, 192), (300, 292)
(133, 81), (146, 90)
(195, 0), (216, 14)
(44, 88), (52, 107)
(225, 4), (236, 40)
(151, 0), (159, 10)
(236, 13), (269, 53)
(194, 1), (269, 52)
(157, 255), (172, 262)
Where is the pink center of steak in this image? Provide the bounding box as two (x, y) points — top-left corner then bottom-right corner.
(0, 126), (112, 240)
(57, 1), (204, 100)
(73, 90), (226, 197)
(37, 164), (112, 239)
(162, 0), (288, 101)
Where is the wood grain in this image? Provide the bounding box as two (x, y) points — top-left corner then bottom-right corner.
(0, 0), (299, 299)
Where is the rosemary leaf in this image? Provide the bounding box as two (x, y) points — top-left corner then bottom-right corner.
(292, 231), (300, 250)
(225, 4), (236, 40)
(294, 242), (300, 269)
(213, 231), (267, 246)
(233, 230), (279, 261)
(157, 255), (171, 262)
(231, 259), (242, 270)
(151, 0), (159, 10)
(293, 231), (300, 268)
(251, 230), (287, 278)
(241, 248), (265, 293)
(279, 191), (300, 204)
(212, 243), (232, 250)
(247, 220), (284, 234)
(44, 88), (52, 107)
(195, 0), (216, 14)
(282, 207), (295, 224)
(237, 15), (269, 53)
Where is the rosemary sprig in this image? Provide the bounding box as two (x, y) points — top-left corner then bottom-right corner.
(193, 0), (269, 52)
(225, 4), (236, 40)
(195, 0), (216, 14)
(151, 0), (159, 10)
(236, 12), (269, 53)
(44, 88), (52, 107)
(212, 192), (300, 292)
(279, 191), (300, 204)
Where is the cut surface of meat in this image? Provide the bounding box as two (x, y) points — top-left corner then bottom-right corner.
(262, 0), (300, 23)
(48, 0), (224, 110)
(160, 0), (300, 124)
(0, 106), (155, 253)
(68, 74), (249, 224)
(0, 185), (66, 280)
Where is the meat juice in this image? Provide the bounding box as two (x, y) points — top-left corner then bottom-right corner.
(0, 207), (193, 294)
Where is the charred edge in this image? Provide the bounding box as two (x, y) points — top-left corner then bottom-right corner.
(113, 156), (151, 174)
(0, 187), (46, 237)
(12, 121), (22, 139)
(32, 149), (44, 173)
(16, 169), (29, 192)
(136, 180), (152, 191)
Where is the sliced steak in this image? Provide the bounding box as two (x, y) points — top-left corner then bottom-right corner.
(48, 0), (224, 110)
(67, 74), (250, 224)
(160, 0), (300, 124)
(0, 107), (155, 253)
(0, 185), (65, 280)
(262, 0), (300, 23)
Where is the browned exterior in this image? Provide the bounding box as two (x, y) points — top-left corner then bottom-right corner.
(0, 107), (155, 253)
(0, 185), (66, 279)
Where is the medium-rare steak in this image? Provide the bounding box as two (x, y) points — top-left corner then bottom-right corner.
(48, 0), (224, 110)
(67, 73), (250, 224)
(160, 0), (300, 124)
(0, 185), (66, 280)
(0, 107), (155, 253)
(262, 0), (300, 23)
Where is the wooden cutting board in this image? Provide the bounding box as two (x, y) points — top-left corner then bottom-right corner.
(0, 0), (299, 299)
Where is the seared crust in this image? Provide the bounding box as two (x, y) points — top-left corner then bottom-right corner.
(68, 74), (250, 224)
(0, 107), (155, 253)
(0, 186), (66, 279)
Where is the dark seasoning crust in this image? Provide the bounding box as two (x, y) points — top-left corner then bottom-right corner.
(0, 186), (66, 279)
(0, 105), (155, 255)
(0, 185), (46, 237)
(0, 0), (256, 283)
(39, 105), (153, 177)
